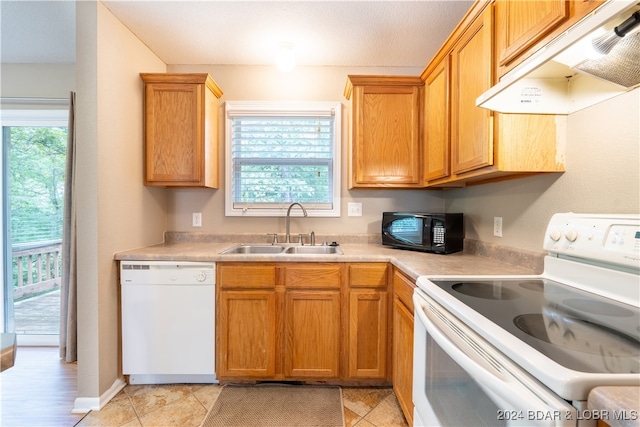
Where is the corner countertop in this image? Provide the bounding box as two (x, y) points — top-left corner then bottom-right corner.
(588, 387), (640, 427)
(114, 239), (542, 280)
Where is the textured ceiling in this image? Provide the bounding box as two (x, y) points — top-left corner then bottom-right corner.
(1, 1), (76, 63)
(1, 1), (473, 68)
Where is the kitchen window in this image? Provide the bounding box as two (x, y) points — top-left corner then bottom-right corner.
(225, 101), (341, 217)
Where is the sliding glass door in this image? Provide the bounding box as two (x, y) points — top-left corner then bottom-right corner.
(1, 109), (67, 345)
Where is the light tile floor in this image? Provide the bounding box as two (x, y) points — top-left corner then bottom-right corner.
(75, 384), (409, 427)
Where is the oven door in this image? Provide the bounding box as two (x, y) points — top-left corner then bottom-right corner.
(413, 290), (577, 427)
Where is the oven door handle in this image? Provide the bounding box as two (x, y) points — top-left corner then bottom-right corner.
(413, 292), (576, 424)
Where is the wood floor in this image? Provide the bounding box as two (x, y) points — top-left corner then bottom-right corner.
(0, 346), (83, 427)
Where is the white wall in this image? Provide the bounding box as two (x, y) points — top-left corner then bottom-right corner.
(1, 63), (76, 99)
(445, 89), (640, 253)
(167, 64), (446, 237)
(75, 1), (166, 406)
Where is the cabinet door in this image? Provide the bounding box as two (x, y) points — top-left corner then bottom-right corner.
(284, 291), (341, 378)
(451, 5), (494, 174)
(218, 290), (277, 378)
(496, 0), (569, 67)
(393, 297), (414, 427)
(348, 290), (388, 379)
(144, 82), (203, 185)
(423, 56), (451, 183)
(352, 85), (422, 187)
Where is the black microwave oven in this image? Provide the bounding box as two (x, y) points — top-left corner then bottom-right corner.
(382, 212), (464, 254)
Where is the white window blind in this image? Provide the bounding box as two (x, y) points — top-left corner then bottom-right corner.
(225, 102), (341, 217)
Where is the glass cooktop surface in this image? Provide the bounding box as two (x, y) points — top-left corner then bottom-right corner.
(429, 278), (640, 374)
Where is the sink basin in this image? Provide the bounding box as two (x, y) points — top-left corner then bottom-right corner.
(284, 246), (343, 255)
(220, 244), (285, 254)
(220, 244), (343, 255)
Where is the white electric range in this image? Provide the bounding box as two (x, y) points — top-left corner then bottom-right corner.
(413, 213), (640, 426)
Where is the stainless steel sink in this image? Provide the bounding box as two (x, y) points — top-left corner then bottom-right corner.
(220, 244), (285, 254)
(284, 245), (343, 255)
(220, 244), (342, 255)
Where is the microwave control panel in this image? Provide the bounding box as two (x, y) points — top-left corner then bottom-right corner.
(432, 222), (446, 244)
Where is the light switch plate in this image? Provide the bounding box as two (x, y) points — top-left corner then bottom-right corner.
(348, 202), (362, 217)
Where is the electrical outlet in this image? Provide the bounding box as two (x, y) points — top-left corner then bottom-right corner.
(493, 216), (503, 237)
(192, 212), (202, 227)
(347, 202), (362, 217)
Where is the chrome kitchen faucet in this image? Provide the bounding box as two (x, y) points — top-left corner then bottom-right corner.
(285, 202), (307, 243)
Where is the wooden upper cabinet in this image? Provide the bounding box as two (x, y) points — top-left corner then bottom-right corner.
(420, 0), (565, 187)
(141, 73), (223, 188)
(496, 0), (569, 67)
(345, 75), (423, 188)
(495, 0), (605, 76)
(451, 4), (494, 175)
(423, 56), (451, 184)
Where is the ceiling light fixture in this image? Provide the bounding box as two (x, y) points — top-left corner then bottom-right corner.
(276, 42), (296, 72)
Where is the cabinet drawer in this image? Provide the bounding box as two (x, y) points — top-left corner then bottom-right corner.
(349, 264), (388, 288)
(284, 264), (342, 289)
(393, 269), (416, 312)
(218, 264), (276, 289)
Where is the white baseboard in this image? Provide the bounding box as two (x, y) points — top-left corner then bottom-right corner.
(72, 377), (126, 414)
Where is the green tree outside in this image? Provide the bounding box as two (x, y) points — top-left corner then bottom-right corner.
(6, 126), (67, 293)
(8, 126), (67, 244)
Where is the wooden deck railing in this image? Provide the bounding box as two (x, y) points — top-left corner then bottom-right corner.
(12, 240), (62, 299)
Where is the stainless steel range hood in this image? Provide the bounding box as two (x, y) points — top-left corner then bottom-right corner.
(477, 1), (640, 114)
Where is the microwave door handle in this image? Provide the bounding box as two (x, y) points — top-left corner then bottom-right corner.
(413, 294), (575, 422)
(423, 217), (433, 246)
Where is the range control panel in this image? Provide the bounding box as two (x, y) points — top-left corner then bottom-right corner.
(543, 213), (640, 270)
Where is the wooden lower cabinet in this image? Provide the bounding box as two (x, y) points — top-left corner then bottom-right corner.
(284, 290), (341, 378)
(217, 262), (347, 381)
(217, 290), (277, 378)
(348, 289), (388, 378)
(392, 268), (416, 426)
(217, 262), (393, 384)
(347, 263), (390, 380)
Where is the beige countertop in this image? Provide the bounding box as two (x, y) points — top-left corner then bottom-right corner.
(588, 387), (640, 427)
(114, 239), (541, 280)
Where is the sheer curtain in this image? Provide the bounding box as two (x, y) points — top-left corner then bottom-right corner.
(59, 91), (77, 362)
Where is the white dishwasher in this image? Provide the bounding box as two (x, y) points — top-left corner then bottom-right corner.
(120, 261), (217, 384)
